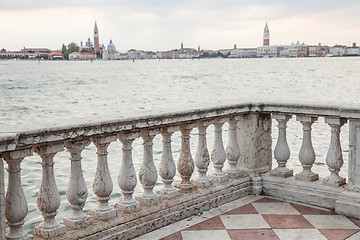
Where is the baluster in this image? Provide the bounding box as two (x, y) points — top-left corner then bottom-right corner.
(116, 132), (140, 213)
(211, 118), (229, 182)
(158, 127), (180, 199)
(225, 117), (241, 178)
(176, 124), (195, 192)
(136, 129), (161, 206)
(89, 136), (117, 220)
(64, 140), (93, 229)
(323, 117), (347, 186)
(33, 144), (66, 238)
(295, 116), (319, 181)
(270, 114), (293, 177)
(193, 121), (213, 187)
(2, 149), (33, 240)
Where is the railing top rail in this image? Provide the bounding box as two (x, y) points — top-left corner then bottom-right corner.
(0, 102), (359, 153)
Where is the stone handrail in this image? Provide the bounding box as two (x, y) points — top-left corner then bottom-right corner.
(1, 102), (360, 239)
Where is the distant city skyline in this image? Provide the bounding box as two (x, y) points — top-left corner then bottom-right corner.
(1, 0), (360, 52)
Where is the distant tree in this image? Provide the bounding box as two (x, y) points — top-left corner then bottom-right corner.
(61, 44), (67, 54)
(63, 51), (70, 60)
(67, 42), (79, 53)
(0, 48), (6, 52)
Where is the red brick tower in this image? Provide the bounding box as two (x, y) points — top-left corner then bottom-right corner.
(263, 22), (270, 46)
(94, 20), (100, 58)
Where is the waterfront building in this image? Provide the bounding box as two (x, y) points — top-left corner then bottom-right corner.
(48, 51), (64, 60)
(103, 40), (123, 60)
(257, 46), (283, 57)
(228, 48), (257, 58)
(263, 22), (270, 46)
(69, 51), (96, 60)
(308, 44), (330, 57)
(329, 45), (347, 56)
(345, 43), (360, 56)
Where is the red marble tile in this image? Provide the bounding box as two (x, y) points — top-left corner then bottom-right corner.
(222, 203), (258, 215)
(160, 231), (183, 240)
(184, 216), (226, 230)
(227, 229), (280, 240)
(348, 217), (360, 227)
(253, 197), (284, 203)
(319, 229), (360, 240)
(262, 214), (315, 229)
(291, 203), (333, 215)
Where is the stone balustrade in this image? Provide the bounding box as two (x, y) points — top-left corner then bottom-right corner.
(1, 102), (360, 239)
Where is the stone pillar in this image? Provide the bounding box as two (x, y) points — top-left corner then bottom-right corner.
(295, 115), (319, 182)
(210, 118), (229, 183)
(192, 121), (212, 188)
(116, 132), (140, 213)
(0, 157), (5, 240)
(89, 136), (117, 221)
(323, 117), (347, 186)
(336, 119), (360, 218)
(158, 127), (180, 199)
(136, 130), (161, 206)
(270, 114), (293, 177)
(33, 144), (66, 238)
(64, 140), (93, 230)
(176, 124), (195, 192)
(237, 113), (272, 176)
(225, 117), (241, 178)
(2, 149), (33, 240)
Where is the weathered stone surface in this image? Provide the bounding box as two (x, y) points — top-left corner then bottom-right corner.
(262, 174), (344, 210)
(323, 117), (347, 186)
(270, 114), (293, 178)
(336, 190), (360, 219)
(295, 115), (319, 182)
(42, 177), (251, 240)
(3, 149), (33, 240)
(158, 127), (181, 199)
(348, 120), (360, 192)
(225, 117), (242, 178)
(237, 113), (272, 175)
(64, 140), (93, 230)
(33, 144), (66, 238)
(0, 158), (5, 240)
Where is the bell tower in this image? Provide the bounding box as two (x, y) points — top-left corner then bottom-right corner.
(94, 20), (100, 58)
(263, 22), (270, 46)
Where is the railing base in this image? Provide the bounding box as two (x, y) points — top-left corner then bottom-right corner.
(38, 177), (251, 240)
(262, 173), (343, 209)
(336, 191), (360, 219)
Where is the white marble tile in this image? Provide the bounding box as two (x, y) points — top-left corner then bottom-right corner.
(273, 229), (327, 240)
(220, 214), (270, 229)
(133, 195), (262, 239)
(347, 231), (360, 239)
(304, 215), (360, 229)
(181, 230), (231, 240)
(252, 202), (301, 215)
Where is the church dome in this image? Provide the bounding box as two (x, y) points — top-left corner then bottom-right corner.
(107, 40), (117, 53)
(100, 44), (106, 50)
(85, 38), (93, 47)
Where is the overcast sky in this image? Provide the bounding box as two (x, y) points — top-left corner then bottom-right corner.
(1, 0), (360, 52)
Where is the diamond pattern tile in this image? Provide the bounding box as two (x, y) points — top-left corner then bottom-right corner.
(138, 196), (360, 240)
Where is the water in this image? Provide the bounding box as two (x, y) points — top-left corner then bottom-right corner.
(1, 57), (360, 233)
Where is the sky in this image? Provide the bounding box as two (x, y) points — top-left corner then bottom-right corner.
(1, 0), (360, 52)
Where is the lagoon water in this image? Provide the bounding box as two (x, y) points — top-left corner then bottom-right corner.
(1, 57), (360, 232)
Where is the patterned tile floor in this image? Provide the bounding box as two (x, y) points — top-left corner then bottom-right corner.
(134, 195), (360, 240)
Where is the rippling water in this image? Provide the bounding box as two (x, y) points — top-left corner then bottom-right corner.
(1, 57), (360, 233)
